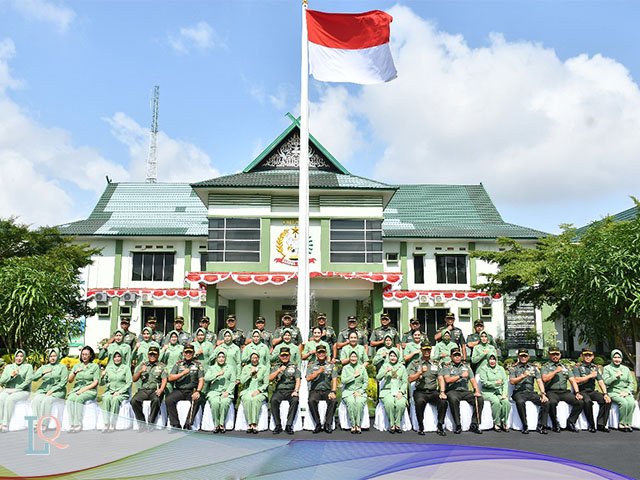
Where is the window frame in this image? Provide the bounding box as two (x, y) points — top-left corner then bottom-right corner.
(435, 253), (468, 285)
(131, 252), (175, 282)
(208, 218), (261, 263)
(329, 219), (383, 264)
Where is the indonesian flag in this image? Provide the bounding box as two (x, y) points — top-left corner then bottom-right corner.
(307, 10), (397, 85)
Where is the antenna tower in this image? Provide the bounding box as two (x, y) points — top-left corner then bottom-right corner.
(146, 85), (159, 183)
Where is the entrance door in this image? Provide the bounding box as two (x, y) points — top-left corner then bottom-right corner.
(141, 307), (176, 335)
(416, 308), (450, 343)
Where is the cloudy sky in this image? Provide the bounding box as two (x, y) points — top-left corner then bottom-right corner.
(0, 0), (638, 233)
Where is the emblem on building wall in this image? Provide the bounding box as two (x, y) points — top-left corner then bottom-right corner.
(275, 226), (315, 266)
(262, 134), (332, 170)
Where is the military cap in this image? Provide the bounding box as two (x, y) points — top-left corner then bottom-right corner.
(200, 316), (210, 323)
(473, 319), (484, 326)
(120, 317), (130, 324)
(183, 344), (195, 353)
(517, 348), (529, 356)
(410, 318), (419, 324)
(174, 317), (184, 324)
(316, 312), (327, 319)
(279, 347), (291, 355)
(451, 348), (462, 356)
(282, 312), (293, 319)
(548, 347), (561, 354)
(226, 314), (237, 321)
(420, 342), (432, 350)
(380, 312), (390, 319)
(347, 315), (357, 322)
(445, 312), (455, 319)
(581, 348), (594, 356)
(255, 316), (266, 323)
(148, 346), (160, 355)
(316, 345), (327, 353)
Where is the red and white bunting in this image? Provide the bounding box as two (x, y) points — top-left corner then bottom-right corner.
(185, 271), (402, 287)
(383, 290), (501, 302)
(87, 288), (204, 300)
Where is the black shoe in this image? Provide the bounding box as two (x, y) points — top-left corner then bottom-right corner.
(417, 429), (425, 436)
(272, 426), (283, 435)
(501, 424), (510, 433)
(454, 425), (462, 434)
(285, 425), (294, 435)
(588, 426), (596, 433)
(324, 424), (333, 434)
(566, 422), (579, 433)
(536, 425), (547, 435)
(521, 428), (529, 434)
(389, 427), (395, 434)
(470, 424), (482, 434)
(552, 425), (561, 433)
(252, 428), (259, 434)
(313, 424), (323, 434)
(437, 424), (446, 436)
(597, 425), (610, 433)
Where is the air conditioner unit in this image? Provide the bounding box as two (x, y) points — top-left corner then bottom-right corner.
(433, 294), (445, 305)
(418, 294), (430, 304)
(481, 296), (492, 306)
(141, 293), (153, 304)
(94, 292), (109, 303)
(122, 292), (138, 303)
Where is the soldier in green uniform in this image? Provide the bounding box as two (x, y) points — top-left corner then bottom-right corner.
(311, 313), (337, 353)
(163, 316), (190, 346)
(31, 348), (68, 431)
(369, 313), (400, 357)
(403, 330), (423, 366)
(193, 316), (216, 343)
(0, 349), (33, 433)
(204, 351), (236, 433)
(306, 345), (338, 433)
(377, 348), (408, 433)
(214, 329), (242, 381)
(574, 348), (612, 432)
(272, 312), (302, 347)
(166, 344), (205, 431)
(67, 346), (100, 432)
(401, 318), (425, 348)
(100, 348), (132, 433)
(98, 329), (132, 368)
(339, 331), (368, 367)
(302, 326), (332, 363)
(541, 347), (583, 432)
(373, 334), (396, 371)
(341, 351), (368, 434)
(131, 346), (168, 431)
(245, 317), (272, 347)
(160, 330), (184, 373)
(217, 315), (245, 348)
(242, 329), (271, 367)
(432, 330), (458, 365)
(439, 349), (483, 434)
(269, 347), (301, 434)
(603, 349), (636, 432)
(509, 348), (549, 434)
(479, 353), (510, 432)
(434, 313), (466, 361)
(191, 327), (215, 366)
(335, 316), (367, 359)
(239, 351), (269, 433)
(271, 329), (302, 365)
(408, 343), (447, 436)
(118, 318), (138, 352)
(134, 327), (161, 366)
(466, 320), (497, 352)
(470, 331), (498, 372)
(138, 316), (164, 345)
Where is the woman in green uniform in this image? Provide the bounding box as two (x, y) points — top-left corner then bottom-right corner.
(376, 348), (408, 433)
(134, 327), (160, 366)
(432, 330), (457, 365)
(204, 351), (236, 433)
(0, 349), (33, 432)
(373, 335), (395, 371)
(339, 331), (368, 366)
(242, 329), (270, 368)
(603, 349), (636, 432)
(192, 327), (215, 366)
(67, 346), (100, 432)
(100, 348), (132, 432)
(302, 327), (331, 363)
(160, 330), (184, 372)
(271, 329), (301, 365)
(471, 331), (498, 371)
(479, 353), (510, 432)
(239, 352), (269, 433)
(403, 330), (422, 365)
(31, 348), (68, 431)
(341, 351), (368, 434)
(214, 329), (242, 379)
(98, 330), (132, 368)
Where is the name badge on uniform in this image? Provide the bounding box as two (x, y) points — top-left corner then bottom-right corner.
(287, 366), (296, 375)
(190, 364), (198, 372)
(431, 365), (438, 372)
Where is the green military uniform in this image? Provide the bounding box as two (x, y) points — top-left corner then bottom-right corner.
(67, 359), (100, 429)
(402, 329), (426, 346)
(191, 327), (216, 366)
(134, 331), (161, 366)
(270, 359), (301, 431)
(271, 330), (301, 365)
(98, 330), (132, 368)
(437, 325), (465, 349)
(0, 349), (33, 430)
(467, 332), (497, 349)
(432, 332), (458, 365)
(408, 352), (447, 433)
(218, 323), (245, 348)
(479, 360), (510, 429)
(130, 351), (168, 427)
(242, 330), (271, 367)
(341, 362), (368, 429)
(255, 328), (273, 347)
(542, 354), (583, 430)
(510, 357), (549, 432)
(120, 328), (138, 352)
(470, 339), (498, 371)
(573, 352), (611, 431)
(159, 332), (185, 371)
(191, 328), (216, 344)
(373, 344), (395, 370)
(213, 333), (242, 379)
(311, 319), (337, 351)
(204, 354), (236, 429)
(603, 349), (636, 430)
(337, 327), (367, 347)
(402, 341), (422, 365)
(369, 325), (400, 357)
(307, 354), (339, 431)
(273, 325), (303, 346)
(166, 356), (205, 429)
(302, 339), (332, 363)
(439, 356), (483, 433)
(163, 329), (190, 347)
(100, 348), (132, 430)
(239, 359), (269, 429)
(376, 348), (408, 431)
(138, 328), (164, 345)
(31, 348), (69, 422)
(340, 344), (368, 366)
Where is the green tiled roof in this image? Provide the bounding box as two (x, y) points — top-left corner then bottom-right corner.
(383, 184), (547, 239)
(58, 183), (208, 236)
(574, 204), (638, 237)
(192, 169), (394, 190)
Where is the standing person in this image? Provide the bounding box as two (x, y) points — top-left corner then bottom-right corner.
(541, 347), (583, 433)
(434, 313), (466, 360)
(138, 316), (164, 345)
(432, 330), (458, 366)
(163, 317), (190, 346)
(470, 331), (498, 372)
(217, 315), (245, 348)
(339, 331), (368, 367)
(573, 348), (612, 432)
(403, 330), (423, 366)
(160, 331), (184, 373)
(98, 329), (132, 368)
(272, 312), (302, 347)
(376, 349), (408, 434)
(193, 316), (216, 343)
(271, 329), (301, 366)
(306, 345), (338, 433)
(166, 345), (205, 431)
(67, 346), (100, 433)
(0, 349), (33, 433)
(369, 313), (400, 356)
(100, 348), (132, 433)
(401, 318), (425, 349)
(239, 352), (269, 434)
(311, 313), (337, 353)
(214, 329), (242, 382)
(245, 316), (272, 347)
(204, 351), (236, 433)
(479, 354), (510, 432)
(335, 316), (367, 359)
(269, 347), (301, 435)
(373, 335), (396, 371)
(31, 348), (68, 431)
(466, 320), (497, 351)
(439, 349), (483, 434)
(341, 351), (369, 434)
(134, 327), (160, 366)
(509, 348), (549, 434)
(407, 343), (447, 436)
(118, 318), (138, 352)
(131, 346), (167, 432)
(242, 329), (270, 367)
(191, 328), (215, 367)
(603, 349), (636, 432)
(302, 327), (332, 363)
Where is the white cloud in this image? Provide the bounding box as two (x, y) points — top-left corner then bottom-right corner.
(9, 0), (76, 33)
(168, 21), (221, 54)
(311, 5), (640, 206)
(105, 112), (220, 183)
(246, 79), (292, 110)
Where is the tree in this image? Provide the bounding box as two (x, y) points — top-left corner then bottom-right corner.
(0, 218), (99, 356)
(473, 199), (640, 362)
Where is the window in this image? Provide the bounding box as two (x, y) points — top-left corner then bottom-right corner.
(330, 219), (382, 263)
(132, 252), (174, 281)
(141, 307), (175, 335)
(208, 218), (261, 262)
(435, 254), (467, 284)
(413, 255), (425, 284)
(200, 252), (208, 271)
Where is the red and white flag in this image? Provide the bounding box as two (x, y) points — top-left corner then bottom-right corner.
(307, 9), (397, 85)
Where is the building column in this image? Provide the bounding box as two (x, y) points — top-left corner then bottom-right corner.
(371, 283), (384, 329)
(206, 285), (218, 330)
(468, 242), (479, 323)
(253, 299), (261, 323)
(110, 239), (123, 332)
(332, 300), (340, 332)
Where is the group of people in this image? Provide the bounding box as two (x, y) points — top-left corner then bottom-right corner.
(0, 312), (636, 436)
